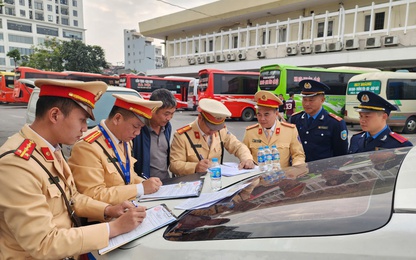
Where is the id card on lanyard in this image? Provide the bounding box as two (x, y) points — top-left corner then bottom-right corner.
(98, 124), (131, 183)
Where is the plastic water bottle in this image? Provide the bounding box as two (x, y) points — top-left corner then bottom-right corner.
(264, 145), (272, 171)
(209, 158), (222, 191)
(271, 144), (281, 171)
(257, 146), (266, 172)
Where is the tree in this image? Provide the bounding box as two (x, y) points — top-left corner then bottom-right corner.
(60, 40), (108, 73)
(25, 37), (64, 71)
(6, 49), (21, 68)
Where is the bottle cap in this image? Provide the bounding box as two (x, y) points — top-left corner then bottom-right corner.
(212, 158), (218, 162)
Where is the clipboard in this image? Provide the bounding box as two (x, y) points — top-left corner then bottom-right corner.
(139, 179), (204, 202)
(98, 204), (177, 255)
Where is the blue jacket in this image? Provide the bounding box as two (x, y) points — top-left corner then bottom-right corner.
(348, 127), (412, 153)
(290, 109), (348, 162)
(132, 122), (172, 179)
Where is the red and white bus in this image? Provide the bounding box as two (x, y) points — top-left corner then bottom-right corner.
(0, 72), (16, 104)
(119, 74), (191, 109)
(198, 69), (259, 121)
(13, 67), (120, 103)
(165, 76), (199, 110)
(13, 67), (67, 103)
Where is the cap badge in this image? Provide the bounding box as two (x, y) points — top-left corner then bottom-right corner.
(361, 94), (369, 103)
(95, 91), (103, 102)
(261, 95), (267, 101)
(304, 82), (312, 89)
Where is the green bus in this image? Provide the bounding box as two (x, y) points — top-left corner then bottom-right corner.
(258, 64), (379, 117)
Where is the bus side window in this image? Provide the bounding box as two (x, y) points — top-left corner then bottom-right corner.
(387, 81), (404, 99)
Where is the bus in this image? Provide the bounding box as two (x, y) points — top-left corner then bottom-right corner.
(0, 72), (16, 104)
(198, 69), (259, 121)
(13, 67), (120, 104)
(13, 67), (67, 103)
(119, 74), (191, 109)
(344, 71), (416, 134)
(258, 64), (380, 117)
(65, 71), (119, 86)
(165, 76), (199, 110)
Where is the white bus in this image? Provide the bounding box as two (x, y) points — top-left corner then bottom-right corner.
(165, 76), (198, 110)
(344, 71), (416, 134)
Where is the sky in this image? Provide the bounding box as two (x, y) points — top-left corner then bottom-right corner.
(83, 0), (217, 65)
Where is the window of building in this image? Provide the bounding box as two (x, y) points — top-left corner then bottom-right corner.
(73, 10), (77, 16)
(60, 0), (68, 5)
(317, 21), (333, 37)
(34, 2), (43, 10)
(48, 15), (53, 22)
(9, 46), (34, 56)
(233, 36), (238, 49)
(19, 0), (25, 5)
(61, 8), (68, 15)
(208, 40), (213, 52)
(55, 6), (59, 14)
(20, 10), (26, 17)
(63, 30), (82, 40)
(7, 21), (32, 32)
(262, 30), (271, 45)
(5, 7), (16, 16)
(374, 12), (385, 30)
(0, 33), (3, 40)
(0, 58), (5, 66)
(35, 12), (44, 21)
(56, 16), (59, 24)
(61, 17), (69, 25)
(73, 20), (78, 26)
(278, 28), (287, 42)
(37, 25), (59, 36)
(9, 34), (34, 44)
(0, 46), (4, 53)
(47, 4), (52, 11)
(72, 0), (77, 6)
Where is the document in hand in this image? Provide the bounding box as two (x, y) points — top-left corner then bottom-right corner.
(221, 162), (259, 177)
(139, 180), (203, 202)
(98, 204), (177, 255)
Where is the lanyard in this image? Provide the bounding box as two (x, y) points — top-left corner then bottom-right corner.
(98, 124), (130, 184)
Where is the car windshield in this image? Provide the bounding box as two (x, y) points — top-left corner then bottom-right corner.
(164, 147), (411, 241)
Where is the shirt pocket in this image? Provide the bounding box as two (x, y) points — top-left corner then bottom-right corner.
(46, 184), (62, 216)
(313, 129), (331, 141)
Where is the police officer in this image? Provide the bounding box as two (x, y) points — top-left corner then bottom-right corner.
(243, 90), (305, 168)
(290, 79), (348, 162)
(0, 79), (146, 259)
(69, 94), (163, 205)
(170, 98), (254, 176)
(348, 91), (412, 153)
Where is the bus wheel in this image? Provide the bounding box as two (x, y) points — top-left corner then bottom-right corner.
(241, 108), (255, 122)
(403, 116), (416, 134)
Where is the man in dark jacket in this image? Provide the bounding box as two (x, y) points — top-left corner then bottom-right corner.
(133, 89), (177, 181)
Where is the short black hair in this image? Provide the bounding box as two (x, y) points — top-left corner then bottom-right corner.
(35, 96), (80, 119)
(150, 88), (177, 109)
(289, 92), (294, 96)
(108, 106), (136, 119)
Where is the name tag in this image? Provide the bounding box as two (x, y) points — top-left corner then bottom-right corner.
(318, 126), (328, 130)
(194, 144), (202, 148)
(48, 176), (60, 184)
(107, 157), (117, 163)
(252, 139), (262, 143)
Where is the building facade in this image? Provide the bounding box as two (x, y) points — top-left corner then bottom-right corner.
(138, 0), (416, 77)
(123, 29), (163, 74)
(0, 0), (84, 71)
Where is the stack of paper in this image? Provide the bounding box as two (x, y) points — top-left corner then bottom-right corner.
(221, 162), (259, 177)
(139, 180), (203, 202)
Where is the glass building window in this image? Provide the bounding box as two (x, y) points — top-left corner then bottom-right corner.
(73, 10), (77, 16)
(0, 46), (4, 53)
(9, 34), (34, 44)
(72, 0), (77, 6)
(73, 20), (78, 27)
(37, 26), (59, 36)
(7, 21), (32, 32)
(34, 2), (43, 10)
(20, 10), (26, 17)
(0, 58), (5, 66)
(61, 17), (69, 25)
(317, 21), (333, 37)
(47, 4), (52, 11)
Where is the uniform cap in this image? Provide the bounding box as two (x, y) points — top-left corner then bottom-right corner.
(198, 98), (231, 131)
(354, 91), (397, 115)
(112, 94), (162, 122)
(299, 79), (330, 97)
(35, 79), (108, 120)
(254, 90), (283, 108)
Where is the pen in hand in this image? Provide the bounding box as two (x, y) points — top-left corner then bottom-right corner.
(131, 200), (139, 208)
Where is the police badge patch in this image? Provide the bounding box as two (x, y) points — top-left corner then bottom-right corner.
(341, 130), (347, 141)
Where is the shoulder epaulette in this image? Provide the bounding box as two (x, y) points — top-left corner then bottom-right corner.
(281, 122), (295, 128)
(329, 113), (343, 122)
(389, 132), (409, 143)
(291, 110), (303, 117)
(246, 123), (259, 130)
(176, 125), (192, 135)
(83, 130), (102, 144)
(14, 139), (36, 160)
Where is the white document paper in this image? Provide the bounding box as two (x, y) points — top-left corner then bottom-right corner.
(174, 183), (251, 210)
(139, 180), (203, 201)
(98, 204), (177, 255)
(221, 162), (259, 177)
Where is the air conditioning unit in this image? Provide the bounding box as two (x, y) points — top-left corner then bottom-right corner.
(238, 52), (246, 60)
(257, 49), (266, 58)
(314, 43), (327, 53)
(365, 36), (381, 49)
(384, 36), (399, 46)
(300, 45), (312, 54)
(216, 54), (225, 62)
(227, 53), (236, 61)
(188, 57), (196, 65)
(207, 55), (215, 63)
(286, 46), (297, 56)
(197, 56), (205, 64)
(345, 38), (359, 50)
(328, 41), (343, 52)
